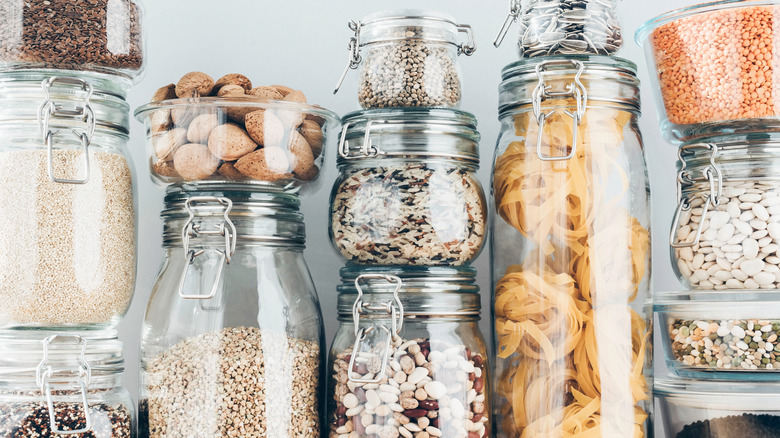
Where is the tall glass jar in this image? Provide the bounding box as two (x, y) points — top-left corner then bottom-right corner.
(330, 108), (487, 266)
(139, 184), (323, 438)
(0, 331), (134, 437)
(491, 56), (652, 437)
(334, 9), (475, 109)
(328, 266), (490, 438)
(0, 70), (137, 329)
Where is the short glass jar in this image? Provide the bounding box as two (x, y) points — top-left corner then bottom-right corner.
(0, 70), (137, 329)
(656, 378), (780, 438)
(328, 265), (489, 438)
(671, 135), (780, 290)
(334, 9), (475, 109)
(0, 331), (133, 437)
(140, 185), (323, 438)
(330, 108), (486, 266)
(0, 0), (145, 81)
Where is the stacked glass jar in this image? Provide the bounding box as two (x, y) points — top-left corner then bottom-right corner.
(491, 2), (653, 437)
(328, 10), (490, 438)
(0, 1), (144, 436)
(637, 1), (780, 437)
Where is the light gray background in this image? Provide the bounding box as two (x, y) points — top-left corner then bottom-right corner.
(120, 1), (689, 436)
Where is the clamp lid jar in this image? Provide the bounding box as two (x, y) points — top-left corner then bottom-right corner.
(334, 9), (476, 109)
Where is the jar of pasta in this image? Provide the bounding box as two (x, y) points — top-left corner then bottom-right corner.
(328, 265), (489, 438)
(671, 134), (780, 290)
(330, 108), (487, 266)
(491, 55), (652, 437)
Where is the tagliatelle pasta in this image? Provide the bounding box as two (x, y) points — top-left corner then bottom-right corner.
(493, 106), (651, 437)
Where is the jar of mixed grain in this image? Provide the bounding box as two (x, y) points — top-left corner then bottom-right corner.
(0, 0), (145, 80)
(140, 185), (323, 438)
(330, 108), (486, 266)
(491, 56), (652, 437)
(0, 70), (136, 329)
(334, 9), (475, 109)
(0, 331), (133, 437)
(328, 265), (489, 438)
(671, 134), (780, 290)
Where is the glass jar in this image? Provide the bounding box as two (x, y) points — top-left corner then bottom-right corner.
(139, 185), (323, 438)
(0, 331), (134, 437)
(328, 265), (489, 438)
(330, 108), (486, 266)
(334, 9), (475, 109)
(671, 135), (780, 290)
(493, 0), (622, 58)
(491, 56), (652, 437)
(0, 70), (136, 329)
(656, 378), (780, 438)
(0, 0), (145, 81)
(636, 1), (780, 143)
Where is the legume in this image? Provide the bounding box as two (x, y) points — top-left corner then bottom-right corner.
(0, 401), (132, 437)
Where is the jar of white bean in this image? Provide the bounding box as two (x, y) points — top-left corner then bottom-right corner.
(671, 137), (780, 290)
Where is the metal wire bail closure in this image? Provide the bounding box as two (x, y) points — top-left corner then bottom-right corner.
(456, 24), (477, 56)
(37, 77), (96, 185)
(338, 120), (386, 159)
(347, 274), (403, 384)
(177, 196), (238, 300)
(532, 59), (587, 161)
(36, 335), (93, 436)
(670, 143), (722, 248)
(334, 20), (363, 94)
(493, 0), (521, 47)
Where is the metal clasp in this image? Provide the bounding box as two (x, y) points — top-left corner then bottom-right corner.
(36, 335), (92, 436)
(37, 77), (96, 185)
(670, 143), (722, 248)
(531, 60), (587, 161)
(347, 274), (403, 384)
(334, 20), (363, 94)
(338, 121), (385, 159)
(177, 197), (237, 300)
(493, 0), (521, 47)
(456, 24), (476, 56)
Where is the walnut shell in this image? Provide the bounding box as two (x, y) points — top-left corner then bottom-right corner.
(299, 119), (324, 158)
(153, 159), (179, 178)
(213, 74), (252, 95)
(153, 127), (187, 161)
(248, 86), (284, 101)
(173, 143), (219, 181)
(271, 84), (294, 97)
(283, 89), (307, 104)
(217, 84), (246, 98)
(208, 123), (258, 161)
(235, 147), (292, 181)
(187, 113), (221, 143)
(245, 110), (285, 146)
(176, 72), (215, 98)
(150, 109), (172, 135)
(218, 161), (245, 179)
(152, 84), (176, 102)
(287, 132), (317, 181)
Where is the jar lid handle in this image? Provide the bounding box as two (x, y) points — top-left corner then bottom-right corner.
(334, 20), (363, 94)
(493, 0), (521, 48)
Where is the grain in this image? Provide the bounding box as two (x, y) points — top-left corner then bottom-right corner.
(142, 327), (320, 438)
(0, 401), (132, 437)
(0, 0), (143, 74)
(649, 4), (780, 125)
(0, 149), (135, 326)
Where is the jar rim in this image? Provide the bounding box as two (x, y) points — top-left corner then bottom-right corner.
(357, 9), (462, 47)
(655, 377), (780, 400)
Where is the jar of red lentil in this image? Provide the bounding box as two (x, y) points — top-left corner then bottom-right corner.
(0, 70), (137, 329)
(0, 331), (134, 437)
(637, 0), (780, 143)
(491, 55), (652, 437)
(0, 0), (145, 81)
(328, 265), (489, 438)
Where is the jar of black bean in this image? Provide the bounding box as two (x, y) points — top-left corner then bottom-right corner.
(0, 331), (133, 437)
(334, 9), (475, 109)
(330, 108), (486, 266)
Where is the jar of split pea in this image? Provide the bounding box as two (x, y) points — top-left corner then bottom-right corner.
(491, 55), (652, 437)
(671, 134), (780, 290)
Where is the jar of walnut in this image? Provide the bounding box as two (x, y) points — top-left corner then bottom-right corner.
(328, 266), (490, 438)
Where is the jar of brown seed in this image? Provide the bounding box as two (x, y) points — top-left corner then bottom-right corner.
(334, 9), (476, 109)
(0, 331), (134, 438)
(328, 266), (490, 438)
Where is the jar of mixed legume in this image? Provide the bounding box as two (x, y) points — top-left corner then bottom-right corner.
(0, 70), (136, 329)
(330, 108), (486, 266)
(671, 134), (780, 290)
(0, 331), (133, 438)
(328, 266), (490, 438)
(334, 9), (475, 109)
(140, 186), (323, 438)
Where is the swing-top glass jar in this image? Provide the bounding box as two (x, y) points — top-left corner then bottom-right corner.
(0, 70), (136, 329)
(330, 108), (486, 266)
(328, 265), (489, 438)
(491, 55), (652, 437)
(0, 331), (133, 437)
(334, 9), (476, 109)
(140, 184), (323, 438)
